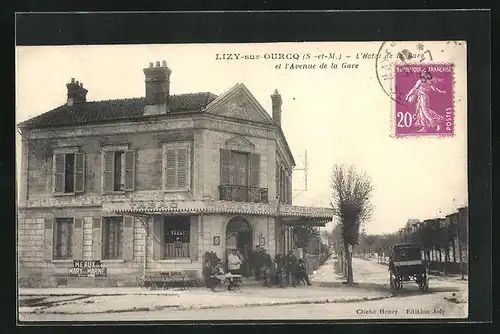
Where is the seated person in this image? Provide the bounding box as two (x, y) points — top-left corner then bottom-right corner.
(207, 262), (226, 291)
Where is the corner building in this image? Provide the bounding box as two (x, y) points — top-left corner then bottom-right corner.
(17, 60), (333, 286)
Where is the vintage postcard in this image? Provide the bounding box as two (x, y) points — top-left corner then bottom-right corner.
(16, 41), (468, 322)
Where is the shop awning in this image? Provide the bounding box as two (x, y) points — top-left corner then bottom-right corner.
(102, 200), (334, 225)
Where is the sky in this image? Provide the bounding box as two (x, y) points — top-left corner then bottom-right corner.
(15, 42), (468, 234)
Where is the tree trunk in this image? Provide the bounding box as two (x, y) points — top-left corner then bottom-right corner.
(458, 237), (464, 279)
(451, 238), (456, 263)
(444, 248), (449, 276)
(344, 242), (353, 284)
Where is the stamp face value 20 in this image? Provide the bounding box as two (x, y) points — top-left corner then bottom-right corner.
(394, 63), (454, 137)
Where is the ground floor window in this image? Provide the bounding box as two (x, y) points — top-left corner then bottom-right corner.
(163, 216), (190, 259)
(103, 217), (123, 259)
(54, 218), (73, 259)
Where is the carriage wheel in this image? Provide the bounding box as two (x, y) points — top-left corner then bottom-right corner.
(397, 277), (403, 292)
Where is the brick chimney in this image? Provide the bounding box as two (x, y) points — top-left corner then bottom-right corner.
(143, 60), (171, 115)
(271, 89), (282, 127)
(66, 78), (88, 106)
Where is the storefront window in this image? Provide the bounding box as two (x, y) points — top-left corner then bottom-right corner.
(163, 216), (190, 259)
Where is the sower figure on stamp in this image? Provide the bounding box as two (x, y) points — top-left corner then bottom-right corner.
(405, 68), (446, 133)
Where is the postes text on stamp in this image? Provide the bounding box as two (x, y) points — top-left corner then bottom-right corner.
(394, 63), (454, 137)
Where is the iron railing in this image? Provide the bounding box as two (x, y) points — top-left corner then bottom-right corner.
(219, 185), (269, 203)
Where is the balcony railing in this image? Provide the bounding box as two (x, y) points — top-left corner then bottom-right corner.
(219, 185), (268, 203)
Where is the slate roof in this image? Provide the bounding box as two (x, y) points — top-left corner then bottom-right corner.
(18, 92), (218, 129)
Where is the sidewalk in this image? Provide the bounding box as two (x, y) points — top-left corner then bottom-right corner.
(19, 284), (390, 315)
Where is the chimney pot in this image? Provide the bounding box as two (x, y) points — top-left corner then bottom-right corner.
(143, 61), (172, 107)
(271, 89), (282, 127)
(66, 78), (88, 105)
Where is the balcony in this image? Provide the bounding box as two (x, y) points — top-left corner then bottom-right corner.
(219, 185), (268, 204)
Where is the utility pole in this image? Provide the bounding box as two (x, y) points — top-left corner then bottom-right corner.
(292, 150), (308, 199)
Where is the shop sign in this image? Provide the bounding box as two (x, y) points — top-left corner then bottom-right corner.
(68, 260), (107, 277)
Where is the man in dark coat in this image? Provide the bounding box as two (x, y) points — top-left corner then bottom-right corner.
(252, 246), (262, 280)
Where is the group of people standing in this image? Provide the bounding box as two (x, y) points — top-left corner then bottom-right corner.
(252, 246), (312, 287)
(205, 246), (313, 291)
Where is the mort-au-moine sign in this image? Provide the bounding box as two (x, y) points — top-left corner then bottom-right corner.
(68, 260), (107, 277)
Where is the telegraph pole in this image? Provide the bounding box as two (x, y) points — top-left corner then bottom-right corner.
(292, 150), (308, 198)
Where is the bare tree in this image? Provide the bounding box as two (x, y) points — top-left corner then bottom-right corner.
(330, 164), (374, 284)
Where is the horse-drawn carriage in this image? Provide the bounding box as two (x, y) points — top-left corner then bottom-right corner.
(389, 243), (429, 295)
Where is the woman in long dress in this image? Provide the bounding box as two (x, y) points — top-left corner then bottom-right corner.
(405, 69), (446, 132)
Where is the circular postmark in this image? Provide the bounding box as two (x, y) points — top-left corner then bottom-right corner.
(375, 41), (440, 106)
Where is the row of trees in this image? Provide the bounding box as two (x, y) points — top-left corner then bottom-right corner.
(355, 208), (468, 277)
(325, 163), (467, 283)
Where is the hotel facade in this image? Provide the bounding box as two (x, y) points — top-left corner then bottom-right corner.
(17, 60), (333, 286)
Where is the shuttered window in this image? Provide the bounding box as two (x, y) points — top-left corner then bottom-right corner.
(102, 150), (135, 193)
(53, 218), (73, 259)
(220, 149), (260, 187)
(102, 217), (123, 260)
(163, 143), (191, 190)
(54, 152), (85, 194)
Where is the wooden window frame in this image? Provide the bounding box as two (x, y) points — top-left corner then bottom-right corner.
(162, 142), (192, 192)
(101, 145), (135, 194)
(101, 216), (124, 260)
(161, 216), (191, 260)
(53, 147), (84, 196)
(53, 217), (74, 260)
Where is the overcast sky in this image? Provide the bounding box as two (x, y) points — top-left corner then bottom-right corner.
(16, 42), (468, 234)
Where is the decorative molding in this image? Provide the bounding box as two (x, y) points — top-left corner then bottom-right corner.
(52, 146), (80, 154)
(101, 144), (129, 151)
(225, 135), (255, 149)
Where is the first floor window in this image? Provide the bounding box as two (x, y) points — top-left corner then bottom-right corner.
(103, 217), (123, 259)
(54, 152), (85, 194)
(103, 149), (135, 193)
(54, 218), (73, 259)
(163, 216), (190, 259)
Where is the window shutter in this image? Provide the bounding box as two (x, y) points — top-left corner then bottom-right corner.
(275, 163), (280, 201)
(103, 152), (114, 193)
(54, 154), (65, 193)
(220, 149), (231, 185)
(72, 217), (84, 260)
(249, 153), (260, 187)
(92, 218), (102, 260)
(177, 148), (188, 189)
(122, 216), (134, 261)
(152, 218), (163, 260)
(288, 174), (293, 204)
(124, 150), (135, 191)
(165, 148), (177, 189)
(74, 153), (85, 193)
(43, 218), (54, 261)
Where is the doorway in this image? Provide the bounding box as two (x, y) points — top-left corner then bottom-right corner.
(226, 216), (253, 277)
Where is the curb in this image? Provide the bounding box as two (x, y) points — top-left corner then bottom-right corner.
(22, 295), (392, 315)
(318, 281), (389, 292)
